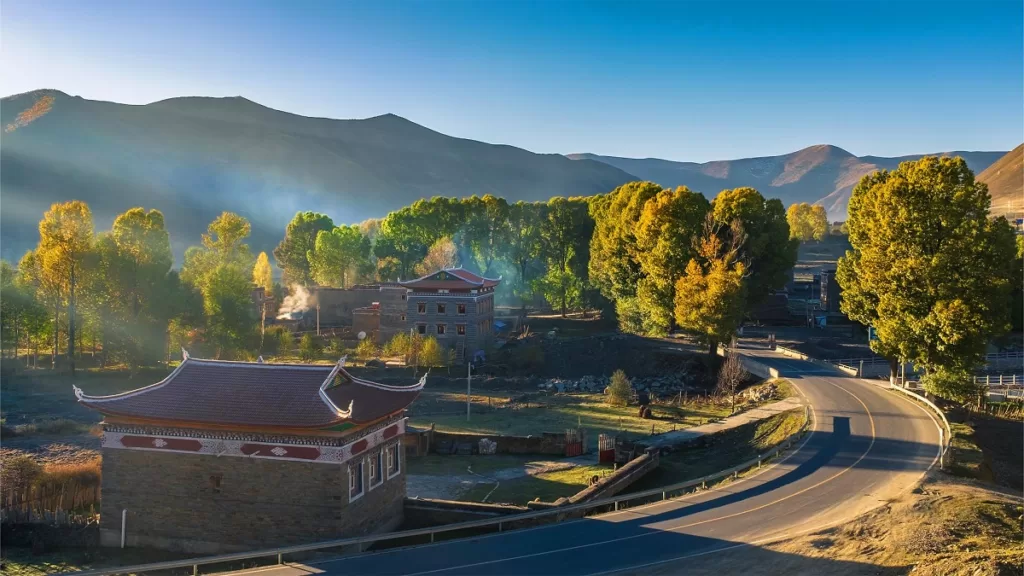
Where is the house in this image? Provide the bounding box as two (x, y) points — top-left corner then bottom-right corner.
(398, 268), (501, 363)
(74, 352), (423, 553)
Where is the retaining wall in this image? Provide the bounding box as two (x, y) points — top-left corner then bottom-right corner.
(425, 430), (571, 456)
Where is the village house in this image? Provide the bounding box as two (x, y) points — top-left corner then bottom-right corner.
(74, 353), (423, 553)
(398, 268), (501, 363)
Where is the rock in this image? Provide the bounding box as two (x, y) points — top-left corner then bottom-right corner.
(364, 358), (386, 368)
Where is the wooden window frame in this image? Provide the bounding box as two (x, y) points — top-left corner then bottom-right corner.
(349, 459), (364, 502)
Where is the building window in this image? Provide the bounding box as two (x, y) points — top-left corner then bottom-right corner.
(457, 324), (466, 335)
(417, 302), (426, 314)
(349, 460), (364, 501)
(401, 314), (406, 321)
(209, 474), (222, 494)
(369, 449), (383, 489)
(417, 324), (426, 335)
(437, 303), (446, 314)
(437, 324), (446, 335)
(457, 303), (466, 315)
(387, 444), (401, 479)
(402, 294), (407, 300)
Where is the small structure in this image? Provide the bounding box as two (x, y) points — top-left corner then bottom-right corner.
(399, 268), (501, 363)
(74, 353), (423, 553)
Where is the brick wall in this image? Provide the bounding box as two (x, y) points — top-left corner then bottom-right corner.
(100, 445), (406, 554)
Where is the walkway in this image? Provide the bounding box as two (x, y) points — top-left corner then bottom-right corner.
(647, 396), (805, 449)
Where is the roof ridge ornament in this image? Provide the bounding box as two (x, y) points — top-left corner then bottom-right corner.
(257, 356), (264, 363)
(73, 385), (84, 401)
(182, 347), (190, 361)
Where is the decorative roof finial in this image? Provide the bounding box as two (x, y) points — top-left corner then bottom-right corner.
(181, 347), (190, 361)
(257, 356), (264, 363)
(72, 385), (84, 401)
(337, 354), (348, 367)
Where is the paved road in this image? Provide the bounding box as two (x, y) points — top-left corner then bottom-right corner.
(228, 348), (941, 576)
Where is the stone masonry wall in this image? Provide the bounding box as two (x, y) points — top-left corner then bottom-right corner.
(100, 445), (406, 554)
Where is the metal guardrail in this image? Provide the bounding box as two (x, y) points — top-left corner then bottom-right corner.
(63, 408), (812, 576)
(888, 384), (952, 469)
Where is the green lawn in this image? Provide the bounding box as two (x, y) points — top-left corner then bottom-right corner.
(409, 393), (731, 438)
(460, 463), (615, 504)
(406, 453), (546, 476)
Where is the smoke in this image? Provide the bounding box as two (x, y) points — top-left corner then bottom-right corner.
(277, 284), (312, 319)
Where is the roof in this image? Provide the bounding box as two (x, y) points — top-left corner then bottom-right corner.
(399, 267), (501, 290)
(74, 353), (423, 429)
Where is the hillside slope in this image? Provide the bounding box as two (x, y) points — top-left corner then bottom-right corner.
(976, 144), (1023, 217)
(571, 148), (1007, 220)
(0, 90), (636, 262)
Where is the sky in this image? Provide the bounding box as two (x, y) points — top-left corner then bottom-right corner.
(2, 0), (1021, 162)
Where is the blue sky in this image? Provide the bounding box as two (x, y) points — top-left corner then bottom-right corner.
(2, 0), (1021, 161)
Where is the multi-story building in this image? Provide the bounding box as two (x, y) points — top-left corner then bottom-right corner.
(398, 268), (500, 363)
(75, 353), (422, 553)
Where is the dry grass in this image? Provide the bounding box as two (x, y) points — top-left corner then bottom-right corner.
(460, 464), (615, 504)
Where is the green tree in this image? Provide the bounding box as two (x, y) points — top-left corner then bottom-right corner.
(711, 188), (797, 309)
(920, 368), (978, 405)
(308, 225), (369, 288)
(538, 197), (592, 316)
(274, 212), (335, 285)
(606, 369), (632, 407)
(463, 194), (510, 276)
(674, 219), (748, 357)
(589, 181), (664, 302)
(837, 156), (1016, 377)
(299, 333), (322, 361)
(507, 201), (544, 309)
(1, 260), (46, 362)
(37, 201), (94, 373)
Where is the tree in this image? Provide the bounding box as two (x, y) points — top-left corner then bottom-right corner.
(717, 354), (746, 414)
(463, 195), (510, 276)
(308, 225), (370, 288)
(274, 212), (335, 285)
(837, 156), (1016, 377)
(634, 187), (710, 335)
(16, 250), (63, 366)
(507, 202), (544, 310)
(589, 181), (664, 302)
(0, 260), (46, 362)
(674, 218), (748, 357)
(538, 197), (592, 316)
(606, 369), (632, 407)
(786, 203), (829, 242)
(299, 333), (322, 361)
(415, 237), (460, 276)
(711, 188), (797, 309)
(417, 336), (445, 368)
(253, 252), (273, 294)
(37, 201), (94, 374)
(920, 368), (978, 405)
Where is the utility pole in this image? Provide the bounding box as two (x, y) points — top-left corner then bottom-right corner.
(466, 361), (472, 422)
(316, 302), (321, 336)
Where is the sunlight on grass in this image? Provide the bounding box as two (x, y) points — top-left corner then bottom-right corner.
(461, 463), (614, 504)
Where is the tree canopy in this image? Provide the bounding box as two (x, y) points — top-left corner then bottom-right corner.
(786, 202), (828, 242)
(274, 212), (335, 285)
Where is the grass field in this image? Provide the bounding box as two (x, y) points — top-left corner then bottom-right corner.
(406, 454), (546, 476)
(460, 463), (615, 504)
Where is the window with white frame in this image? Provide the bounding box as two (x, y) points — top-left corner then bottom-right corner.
(369, 448), (383, 488)
(349, 459), (364, 501)
(386, 443), (401, 479)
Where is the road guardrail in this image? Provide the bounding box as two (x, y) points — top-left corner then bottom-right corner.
(61, 407), (812, 576)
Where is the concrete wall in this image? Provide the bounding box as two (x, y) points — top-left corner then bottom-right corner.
(427, 430), (570, 456)
(402, 498), (527, 529)
(100, 444), (406, 554)
(566, 449), (659, 505)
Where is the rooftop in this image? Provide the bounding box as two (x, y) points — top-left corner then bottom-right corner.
(399, 267), (501, 290)
(74, 353), (423, 430)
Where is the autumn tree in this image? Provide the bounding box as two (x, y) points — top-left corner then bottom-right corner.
(0, 260), (46, 361)
(837, 156), (1016, 379)
(634, 187), (710, 335)
(37, 201), (94, 373)
(415, 237), (460, 276)
(274, 212), (335, 285)
(787, 203), (829, 242)
(675, 217), (748, 357)
(589, 181), (664, 302)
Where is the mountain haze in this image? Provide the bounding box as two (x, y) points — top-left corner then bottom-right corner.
(570, 148), (1007, 220)
(0, 90), (634, 263)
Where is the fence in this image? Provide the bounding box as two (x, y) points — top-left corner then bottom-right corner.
(62, 408), (812, 576)
(887, 384), (952, 469)
(2, 484), (100, 526)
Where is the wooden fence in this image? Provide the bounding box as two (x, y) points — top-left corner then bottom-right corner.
(1, 483), (100, 526)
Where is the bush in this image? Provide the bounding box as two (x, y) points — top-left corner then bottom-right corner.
(276, 328), (294, 357)
(607, 369), (632, 407)
(299, 333), (322, 361)
(326, 337), (347, 357)
(383, 332), (413, 357)
(261, 326), (287, 355)
(418, 336), (446, 368)
(355, 338), (380, 361)
(921, 368), (979, 405)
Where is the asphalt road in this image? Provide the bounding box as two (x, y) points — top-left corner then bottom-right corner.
(228, 348), (941, 576)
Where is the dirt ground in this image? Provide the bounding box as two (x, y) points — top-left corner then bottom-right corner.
(624, 477), (1023, 576)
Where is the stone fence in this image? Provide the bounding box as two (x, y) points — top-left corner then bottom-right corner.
(406, 427), (576, 457)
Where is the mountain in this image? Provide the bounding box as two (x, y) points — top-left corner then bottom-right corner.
(0, 90), (635, 263)
(570, 147), (1007, 220)
(976, 144), (1023, 217)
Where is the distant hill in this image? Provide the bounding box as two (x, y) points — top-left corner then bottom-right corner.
(0, 90), (636, 263)
(976, 144), (1023, 217)
(570, 147), (1007, 220)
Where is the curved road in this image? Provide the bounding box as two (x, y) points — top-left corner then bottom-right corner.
(233, 348), (941, 576)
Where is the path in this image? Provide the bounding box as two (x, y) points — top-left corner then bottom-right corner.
(646, 396), (804, 449)
(406, 454), (596, 500)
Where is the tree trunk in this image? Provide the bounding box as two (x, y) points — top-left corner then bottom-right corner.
(52, 306), (59, 369)
(68, 265), (76, 376)
(14, 316), (19, 363)
(708, 339), (718, 358)
(889, 358), (899, 385)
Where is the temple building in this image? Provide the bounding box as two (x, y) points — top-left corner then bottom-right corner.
(75, 353), (423, 553)
(398, 268), (501, 363)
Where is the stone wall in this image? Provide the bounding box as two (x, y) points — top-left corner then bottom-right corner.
(100, 445), (406, 554)
(428, 430), (569, 456)
(402, 498), (527, 529)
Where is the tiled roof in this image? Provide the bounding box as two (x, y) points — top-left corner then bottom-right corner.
(74, 356), (422, 429)
(399, 268), (501, 289)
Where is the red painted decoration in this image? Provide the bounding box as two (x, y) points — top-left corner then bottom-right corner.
(120, 436), (202, 452)
(239, 444), (321, 460)
(382, 425), (399, 440)
(350, 439), (369, 456)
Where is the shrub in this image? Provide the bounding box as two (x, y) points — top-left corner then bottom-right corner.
(607, 369), (632, 407)
(326, 337), (347, 357)
(275, 328), (294, 357)
(418, 336), (446, 368)
(355, 338), (380, 361)
(261, 326), (286, 355)
(921, 368), (979, 405)
(299, 333), (322, 361)
(383, 332), (413, 358)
